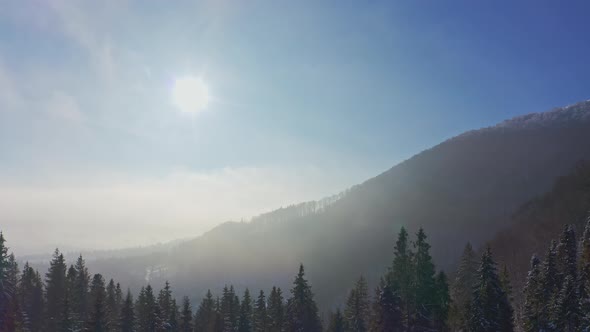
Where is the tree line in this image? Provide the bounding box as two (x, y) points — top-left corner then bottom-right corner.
(1, 223), (534, 332)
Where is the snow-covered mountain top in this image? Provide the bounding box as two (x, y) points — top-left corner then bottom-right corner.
(495, 99), (590, 130)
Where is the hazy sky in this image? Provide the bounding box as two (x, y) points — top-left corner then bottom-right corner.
(1, 1), (590, 254)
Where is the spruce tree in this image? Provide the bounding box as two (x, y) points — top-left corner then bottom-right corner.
(194, 289), (217, 332)
(169, 298), (180, 331)
(553, 275), (580, 331)
(158, 280), (173, 327)
(344, 276), (369, 332)
(326, 309), (345, 332)
(499, 265), (513, 304)
(45, 248), (67, 331)
(284, 264), (322, 332)
(0, 235), (21, 332)
(539, 240), (558, 329)
(6, 253), (24, 331)
(449, 242), (478, 331)
(73, 254), (90, 324)
(179, 296), (193, 332)
(433, 271), (450, 331)
(60, 290), (75, 332)
(556, 225), (578, 287)
(238, 289), (253, 332)
(120, 289), (135, 332)
(136, 284), (161, 332)
(106, 278), (119, 327)
(252, 290), (267, 332)
(215, 296), (224, 332)
(579, 217), (590, 330)
(66, 264), (77, 294)
(413, 228), (437, 330)
(522, 255), (542, 332)
(0, 232), (10, 330)
(221, 285), (240, 331)
(387, 227), (414, 330)
(468, 247), (514, 332)
(369, 279), (402, 332)
(19, 262), (45, 332)
(86, 273), (109, 331)
(267, 287), (284, 332)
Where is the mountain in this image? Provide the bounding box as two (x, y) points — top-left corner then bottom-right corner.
(488, 160), (590, 295)
(87, 100), (590, 309)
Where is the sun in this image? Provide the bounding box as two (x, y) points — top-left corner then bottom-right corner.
(171, 76), (210, 114)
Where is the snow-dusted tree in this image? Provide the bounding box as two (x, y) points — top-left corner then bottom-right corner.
(468, 247), (514, 332)
(553, 275), (580, 331)
(578, 216), (590, 330)
(522, 255), (542, 332)
(449, 242), (478, 330)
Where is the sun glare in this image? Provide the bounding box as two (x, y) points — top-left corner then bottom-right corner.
(172, 76), (210, 114)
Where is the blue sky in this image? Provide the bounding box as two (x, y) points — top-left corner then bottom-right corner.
(1, 1), (589, 253)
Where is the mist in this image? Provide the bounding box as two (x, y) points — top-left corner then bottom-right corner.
(0, 166), (371, 255)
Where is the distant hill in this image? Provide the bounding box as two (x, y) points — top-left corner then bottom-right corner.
(87, 100), (590, 310)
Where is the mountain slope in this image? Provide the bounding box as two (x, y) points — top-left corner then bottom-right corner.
(90, 100), (590, 309)
(488, 160), (590, 294)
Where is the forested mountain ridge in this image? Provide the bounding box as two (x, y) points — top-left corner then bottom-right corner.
(489, 160), (590, 295)
(82, 100), (590, 310)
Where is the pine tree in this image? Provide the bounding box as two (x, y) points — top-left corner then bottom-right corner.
(468, 247), (514, 332)
(326, 309), (345, 332)
(387, 227), (414, 330)
(449, 242), (478, 331)
(120, 289), (135, 332)
(433, 271), (450, 331)
(179, 296), (192, 332)
(344, 276), (369, 332)
(195, 289), (217, 332)
(86, 273), (110, 331)
(45, 248), (68, 331)
(73, 254), (90, 324)
(522, 255), (542, 332)
(267, 287), (284, 332)
(284, 264), (322, 332)
(413, 228), (437, 330)
(369, 279), (402, 332)
(252, 290), (267, 332)
(238, 289), (253, 332)
(18, 263), (44, 332)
